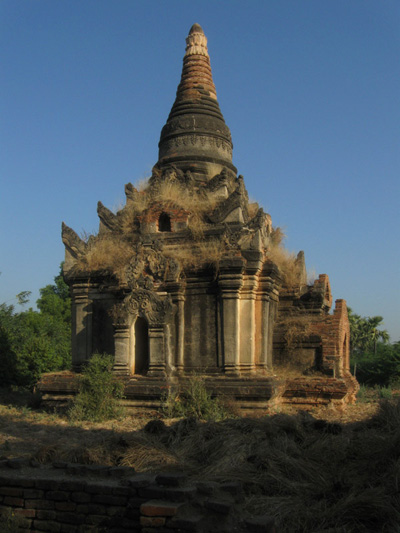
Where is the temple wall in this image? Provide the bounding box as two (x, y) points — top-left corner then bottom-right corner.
(309, 299), (351, 377)
(183, 286), (219, 371)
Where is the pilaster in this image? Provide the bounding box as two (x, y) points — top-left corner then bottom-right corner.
(218, 258), (245, 376)
(71, 283), (93, 371)
(168, 283), (186, 374)
(113, 324), (130, 376)
(147, 327), (166, 377)
(239, 257), (262, 374)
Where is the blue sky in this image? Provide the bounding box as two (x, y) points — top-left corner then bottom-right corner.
(1, 1), (399, 341)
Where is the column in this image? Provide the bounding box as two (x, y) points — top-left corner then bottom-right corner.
(71, 283), (92, 371)
(239, 257), (261, 373)
(218, 258), (245, 376)
(258, 295), (270, 370)
(147, 327), (166, 377)
(168, 283), (185, 374)
(113, 324), (130, 376)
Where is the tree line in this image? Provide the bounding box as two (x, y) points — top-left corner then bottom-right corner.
(0, 267), (71, 389)
(348, 307), (399, 387)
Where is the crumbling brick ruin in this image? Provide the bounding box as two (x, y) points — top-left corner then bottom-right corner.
(38, 24), (358, 408)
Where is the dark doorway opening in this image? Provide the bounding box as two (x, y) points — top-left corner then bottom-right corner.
(158, 212), (171, 232)
(134, 317), (149, 375)
(314, 345), (323, 371)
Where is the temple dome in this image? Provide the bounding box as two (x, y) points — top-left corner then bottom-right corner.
(158, 24), (237, 180)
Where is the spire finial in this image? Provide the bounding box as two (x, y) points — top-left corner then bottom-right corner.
(189, 23), (204, 34)
(185, 22), (209, 60)
(157, 24), (236, 179)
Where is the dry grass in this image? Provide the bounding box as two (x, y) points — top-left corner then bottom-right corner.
(3, 389), (400, 530)
(74, 179), (224, 279)
(73, 177), (313, 294)
(278, 315), (314, 351)
(247, 201), (260, 219)
(267, 245), (302, 288)
(74, 235), (133, 281)
(151, 180), (218, 214)
(270, 226), (286, 247)
(164, 240), (226, 271)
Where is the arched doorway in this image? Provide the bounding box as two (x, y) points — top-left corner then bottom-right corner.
(133, 317), (149, 375)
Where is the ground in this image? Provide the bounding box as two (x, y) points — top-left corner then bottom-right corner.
(0, 387), (387, 463)
(1, 387), (400, 532)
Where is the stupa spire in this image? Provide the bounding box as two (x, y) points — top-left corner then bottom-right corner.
(157, 24), (237, 180)
(177, 23), (217, 102)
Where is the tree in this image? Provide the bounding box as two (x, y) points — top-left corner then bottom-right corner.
(347, 307), (389, 356)
(354, 342), (400, 387)
(347, 306), (396, 385)
(0, 265), (71, 389)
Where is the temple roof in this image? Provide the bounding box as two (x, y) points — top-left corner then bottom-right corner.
(158, 24), (237, 180)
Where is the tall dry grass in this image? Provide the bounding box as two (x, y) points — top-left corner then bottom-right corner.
(4, 385), (398, 532)
(74, 179), (223, 278)
(277, 315), (314, 351)
(74, 235), (133, 281)
(267, 245), (302, 288)
(163, 240), (226, 271)
(28, 398), (400, 532)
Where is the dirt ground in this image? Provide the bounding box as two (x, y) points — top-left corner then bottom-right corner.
(0, 387), (385, 464)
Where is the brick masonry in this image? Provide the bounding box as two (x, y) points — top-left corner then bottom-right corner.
(0, 462), (276, 533)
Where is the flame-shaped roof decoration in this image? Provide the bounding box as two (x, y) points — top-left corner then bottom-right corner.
(158, 24), (237, 180)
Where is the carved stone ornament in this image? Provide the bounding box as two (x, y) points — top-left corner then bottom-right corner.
(97, 201), (122, 233)
(125, 243), (180, 290)
(126, 289), (173, 326)
(221, 225), (243, 252)
(61, 222), (86, 257)
(203, 168), (231, 193)
(111, 289), (174, 328)
(208, 177), (249, 224)
(124, 183), (141, 203)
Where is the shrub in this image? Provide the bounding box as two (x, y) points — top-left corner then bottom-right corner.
(68, 353), (124, 422)
(161, 375), (231, 421)
(356, 384), (369, 402)
(377, 385), (393, 400)
(352, 342), (400, 387)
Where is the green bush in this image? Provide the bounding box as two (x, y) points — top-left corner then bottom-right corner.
(377, 385), (393, 400)
(68, 353), (124, 422)
(352, 342), (400, 387)
(0, 266), (71, 390)
(161, 375), (231, 421)
(356, 384), (370, 402)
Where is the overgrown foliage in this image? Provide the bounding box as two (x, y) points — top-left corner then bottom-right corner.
(161, 375), (231, 421)
(279, 315), (313, 352)
(0, 266), (71, 389)
(14, 396), (400, 532)
(348, 307), (390, 355)
(352, 341), (400, 387)
(75, 179), (221, 280)
(347, 307), (397, 386)
(68, 353), (125, 422)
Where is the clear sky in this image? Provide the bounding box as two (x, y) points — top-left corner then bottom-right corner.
(1, 0), (399, 341)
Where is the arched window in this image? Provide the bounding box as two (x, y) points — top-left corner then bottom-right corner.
(158, 212), (171, 232)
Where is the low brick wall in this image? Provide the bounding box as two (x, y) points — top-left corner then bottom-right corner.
(0, 459), (275, 532)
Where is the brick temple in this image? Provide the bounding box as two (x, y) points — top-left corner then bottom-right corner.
(39, 24), (358, 409)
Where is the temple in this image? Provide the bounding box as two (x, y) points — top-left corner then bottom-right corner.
(39, 24), (358, 409)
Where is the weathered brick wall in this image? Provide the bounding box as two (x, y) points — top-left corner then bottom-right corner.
(0, 460), (275, 532)
(310, 299), (350, 377)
